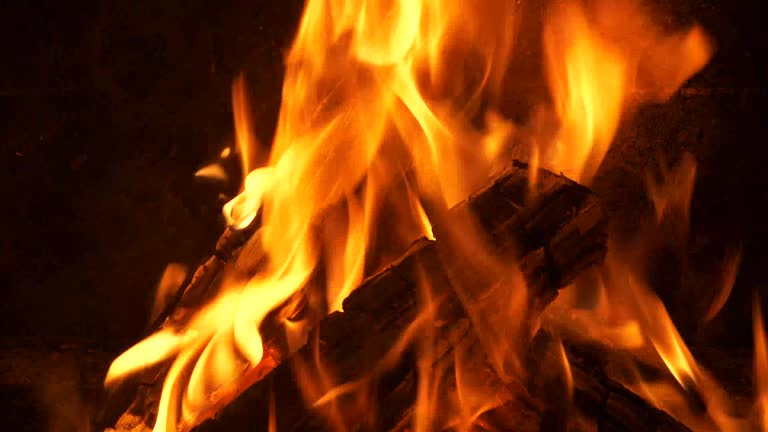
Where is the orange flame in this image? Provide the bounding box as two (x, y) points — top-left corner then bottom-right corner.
(547, 154), (749, 431)
(105, 0), (725, 430)
(541, 0), (712, 183)
(703, 247), (742, 323)
(646, 152), (698, 224)
(755, 294), (768, 430)
(149, 263), (188, 325)
(231, 74), (260, 178)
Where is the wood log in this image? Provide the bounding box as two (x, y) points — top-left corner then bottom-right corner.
(564, 341), (693, 432)
(186, 161), (609, 432)
(384, 339), (694, 432)
(377, 333), (693, 432)
(109, 161), (690, 432)
(106, 160), (605, 431)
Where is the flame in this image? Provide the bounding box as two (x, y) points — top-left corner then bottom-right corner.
(302, 281), (440, 430)
(557, 341), (574, 401)
(231, 74), (261, 177)
(195, 146), (238, 183)
(105, 0), (732, 430)
(149, 263), (188, 325)
(541, 0), (712, 183)
(543, 0), (627, 183)
(549, 270), (645, 350)
(194, 163), (228, 182)
(624, 269), (698, 389)
(646, 152), (697, 224)
(755, 294), (768, 430)
(109, 0), (517, 428)
(547, 154), (747, 431)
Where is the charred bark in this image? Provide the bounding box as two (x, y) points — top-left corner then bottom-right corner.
(106, 160), (693, 431)
(376, 333), (694, 432)
(183, 162), (609, 432)
(107, 161), (610, 431)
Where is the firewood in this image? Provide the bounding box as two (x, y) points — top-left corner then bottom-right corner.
(185, 161), (609, 432)
(107, 161), (606, 431)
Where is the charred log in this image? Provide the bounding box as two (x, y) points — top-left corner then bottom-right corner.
(107, 161), (607, 431)
(105, 157), (695, 431)
(564, 342), (693, 432)
(178, 161), (609, 432)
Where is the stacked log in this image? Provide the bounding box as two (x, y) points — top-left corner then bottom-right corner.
(105, 161), (684, 432)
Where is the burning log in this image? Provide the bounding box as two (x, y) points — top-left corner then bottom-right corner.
(567, 351), (693, 432)
(135, 160), (604, 432)
(106, 160), (608, 431)
(96, 0), (729, 426)
(183, 162), (689, 432)
(374, 335), (694, 432)
(106, 160), (696, 432)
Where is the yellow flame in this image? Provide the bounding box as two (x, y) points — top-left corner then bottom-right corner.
(541, 0), (712, 183)
(545, 151), (747, 431)
(105, 330), (183, 386)
(106, 0), (719, 430)
(557, 341), (574, 401)
(195, 163), (228, 182)
(543, 0), (627, 184)
(231, 74), (260, 178)
(222, 167), (273, 229)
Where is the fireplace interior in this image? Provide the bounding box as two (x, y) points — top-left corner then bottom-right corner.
(1, 0), (767, 431)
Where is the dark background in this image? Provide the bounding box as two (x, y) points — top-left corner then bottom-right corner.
(0, 0), (766, 430)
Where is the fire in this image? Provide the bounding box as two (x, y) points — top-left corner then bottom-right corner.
(540, 0), (712, 184)
(101, 0), (764, 430)
(755, 294), (768, 430)
(547, 154), (748, 431)
(108, 0), (515, 428)
(542, 0), (627, 184)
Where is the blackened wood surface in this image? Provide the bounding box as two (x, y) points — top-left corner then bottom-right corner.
(190, 161), (607, 432)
